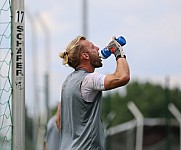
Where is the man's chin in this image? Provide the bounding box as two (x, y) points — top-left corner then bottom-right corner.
(94, 63), (103, 68)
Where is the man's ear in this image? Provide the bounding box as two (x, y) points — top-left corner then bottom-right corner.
(81, 52), (89, 59)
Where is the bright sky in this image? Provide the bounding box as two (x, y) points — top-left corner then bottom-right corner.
(25, 0), (181, 116)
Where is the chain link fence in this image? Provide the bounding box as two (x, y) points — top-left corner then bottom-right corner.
(0, 0), (12, 149)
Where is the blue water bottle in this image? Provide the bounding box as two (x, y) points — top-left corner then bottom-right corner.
(100, 36), (126, 59)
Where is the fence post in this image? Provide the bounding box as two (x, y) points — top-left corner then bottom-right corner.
(12, 0), (25, 149)
(128, 101), (143, 150)
(168, 103), (181, 150)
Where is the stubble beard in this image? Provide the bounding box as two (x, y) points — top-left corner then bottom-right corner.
(90, 56), (103, 68)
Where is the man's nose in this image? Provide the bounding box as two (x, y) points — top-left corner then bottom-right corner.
(96, 46), (99, 51)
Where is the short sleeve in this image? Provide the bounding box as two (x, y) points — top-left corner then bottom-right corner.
(81, 72), (106, 102)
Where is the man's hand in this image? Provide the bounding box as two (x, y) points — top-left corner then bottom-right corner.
(107, 36), (126, 60)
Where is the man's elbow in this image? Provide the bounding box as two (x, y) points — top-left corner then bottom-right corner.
(122, 74), (130, 85)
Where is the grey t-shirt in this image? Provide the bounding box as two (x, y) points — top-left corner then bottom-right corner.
(59, 69), (105, 150)
(59, 72), (105, 102)
(45, 115), (60, 150)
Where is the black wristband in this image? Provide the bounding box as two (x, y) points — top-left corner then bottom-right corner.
(116, 55), (126, 60)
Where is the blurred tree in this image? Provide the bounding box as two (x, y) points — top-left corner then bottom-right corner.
(102, 81), (181, 127)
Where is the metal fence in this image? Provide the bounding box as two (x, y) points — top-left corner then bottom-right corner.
(0, 0), (12, 149)
(0, 0), (25, 149)
(106, 102), (181, 150)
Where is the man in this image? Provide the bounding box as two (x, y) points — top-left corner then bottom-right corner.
(56, 35), (130, 150)
(45, 115), (60, 150)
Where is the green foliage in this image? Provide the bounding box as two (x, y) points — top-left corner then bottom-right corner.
(102, 81), (181, 127)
